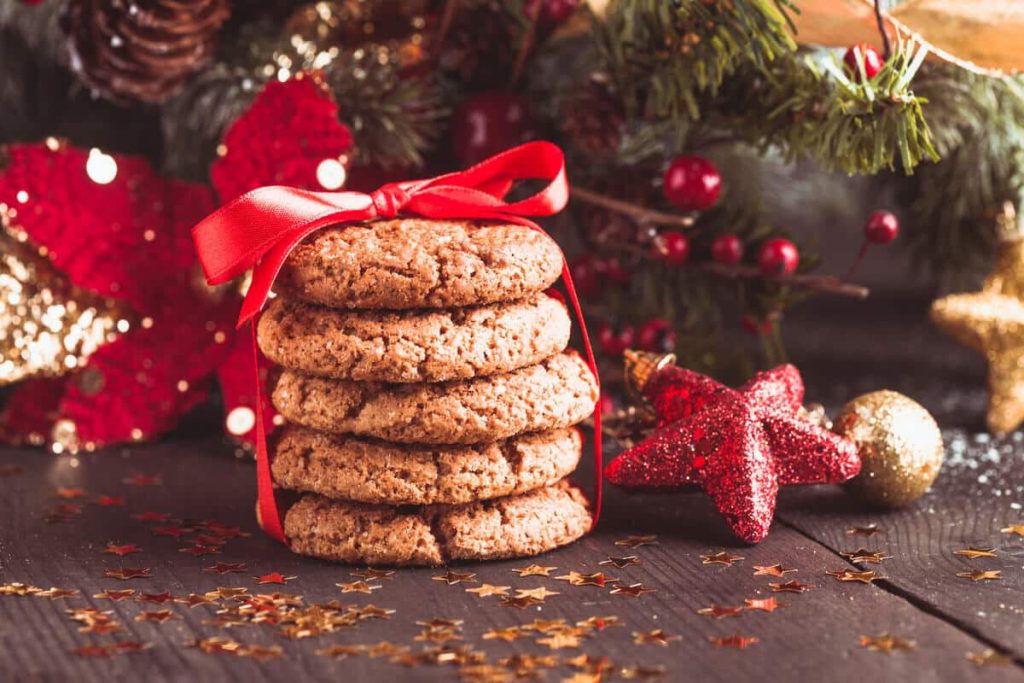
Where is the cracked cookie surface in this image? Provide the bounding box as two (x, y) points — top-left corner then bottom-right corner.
(271, 424), (581, 505)
(275, 218), (564, 310)
(257, 294), (570, 383)
(284, 480), (591, 565)
(271, 351), (598, 444)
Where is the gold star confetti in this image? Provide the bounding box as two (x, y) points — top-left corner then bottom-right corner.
(615, 534), (658, 548)
(432, 570), (477, 585)
(621, 664), (668, 679)
(599, 555), (640, 568)
(826, 569), (882, 584)
(967, 649), (1014, 667)
(317, 644), (364, 659)
(102, 543), (142, 556)
(465, 584), (510, 597)
(336, 580), (381, 594)
(957, 569), (1002, 581)
(416, 618), (463, 629)
(254, 572), (296, 585)
(515, 586), (560, 600)
(204, 562), (247, 574)
(176, 593), (215, 607)
(94, 589), (136, 601)
(512, 564), (557, 577)
(244, 645), (284, 662)
(634, 629), (680, 646)
(414, 627), (462, 645)
(711, 635), (759, 649)
(205, 587), (251, 601)
(367, 641), (409, 658)
(482, 626), (524, 642)
(840, 548), (891, 564)
(103, 567), (151, 581)
(500, 595), (543, 609)
(351, 568), (395, 581)
(697, 604), (744, 619)
(500, 653), (560, 674)
(847, 524), (886, 537)
(954, 546), (998, 559)
(0, 582), (42, 596)
(34, 588), (81, 600)
(537, 633), (582, 650)
(610, 583), (656, 597)
(352, 604), (394, 619)
(577, 615), (623, 631)
(769, 580), (814, 593)
(860, 633), (916, 653)
(701, 551), (743, 566)
(565, 653), (614, 674)
(744, 597), (782, 612)
(522, 618), (568, 633)
(752, 563), (796, 576)
(555, 571), (617, 587)
(188, 637), (242, 655)
(135, 609), (177, 623)
(1001, 523), (1024, 537)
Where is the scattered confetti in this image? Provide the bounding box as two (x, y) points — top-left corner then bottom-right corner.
(500, 595), (542, 609)
(254, 572), (297, 585)
(482, 626), (524, 642)
(205, 587), (251, 601)
(465, 584), (510, 597)
(179, 544), (221, 557)
(956, 570), (1002, 581)
(769, 580), (814, 593)
(967, 649), (1013, 667)
(103, 543), (142, 556)
(599, 555), (640, 568)
(825, 569), (882, 584)
(514, 586), (560, 600)
(0, 582), (41, 596)
(351, 568), (395, 581)
(317, 644), (364, 659)
(615, 535), (658, 548)
(175, 593), (216, 607)
(35, 587), (81, 600)
(103, 567), (151, 581)
(72, 641), (149, 657)
(536, 633), (582, 650)
(577, 615), (623, 631)
(512, 564), (557, 577)
(555, 572), (617, 587)
(839, 548), (891, 564)
(847, 524), (886, 537)
(1000, 523), (1024, 537)
(94, 589), (136, 601)
(135, 609), (178, 623)
(633, 629), (680, 646)
(152, 526), (190, 538)
(701, 551), (743, 566)
(954, 546), (997, 559)
(697, 604), (744, 619)
(137, 592), (174, 604)
(744, 597), (782, 612)
(56, 487), (85, 499)
(752, 563), (796, 576)
(45, 503), (82, 523)
(204, 562), (247, 574)
(565, 652), (614, 674)
(860, 634), (915, 653)
(336, 581), (381, 594)
(711, 635), (759, 649)
(620, 664), (668, 679)
(432, 570), (477, 585)
(610, 583), (656, 597)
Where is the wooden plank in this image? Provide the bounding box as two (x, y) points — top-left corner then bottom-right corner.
(1, 438), (1021, 682)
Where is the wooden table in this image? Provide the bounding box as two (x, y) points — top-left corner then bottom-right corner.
(1, 295), (1023, 682)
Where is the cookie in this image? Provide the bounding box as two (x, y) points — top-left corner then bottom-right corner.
(271, 351), (598, 444)
(284, 480), (591, 566)
(275, 218), (564, 309)
(257, 294), (570, 383)
(272, 425), (582, 505)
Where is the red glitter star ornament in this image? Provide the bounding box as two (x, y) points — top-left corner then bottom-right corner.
(605, 353), (860, 542)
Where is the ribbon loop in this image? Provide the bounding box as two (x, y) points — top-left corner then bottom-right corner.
(191, 141), (602, 545)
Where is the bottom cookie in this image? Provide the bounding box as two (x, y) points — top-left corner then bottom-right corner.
(284, 480), (591, 566)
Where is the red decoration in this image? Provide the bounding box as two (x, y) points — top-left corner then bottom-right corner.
(192, 141), (601, 544)
(711, 234), (744, 265)
(531, 0), (580, 24)
(598, 323), (635, 357)
(662, 156), (721, 212)
(637, 319), (676, 353)
(210, 74), (353, 204)
(864, 210), (899, 244)
(452, 91), (532, 166)
(741, 314), (773, 336)
(757, 238), (799, 276)
(843, 44), (883, 81)
(0, 143), (236, 450)
(652, 231), (690, 266)
(605, 363), (860, 542)
(569, 255), (602, 296)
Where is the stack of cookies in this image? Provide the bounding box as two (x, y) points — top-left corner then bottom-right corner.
(257, 218), (599, 566)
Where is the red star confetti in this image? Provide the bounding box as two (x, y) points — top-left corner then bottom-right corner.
(697, 604), (744, 619)
(206, 587), (252, 600)
(122, 474), (162, 486)
(103, 567), (151, 581)
(56, 487), (86, 499)
(605, 363), (859, 542)
(610, 583), (656, 597)
(136, 592), (174, 604)
(175, 593), (216, 608)
(95, 495), (124, 506)
(634, 629), (680, 646)
(93, 589), (136, 601)
(103, 543), (142, 556)
(432, 571), (477, 585)
(135, 609), (177, 623)
(179, 544), (220, 557)
(770, 580), (814, 593)
(72, 643), (149, 658)
(204, 562), (247, 575)
(701, 551), (744, 566)
(254, 572), (296, 585)
(860, 634), (915, 653)
(132, 511), (171, 522)
(500, 595), (543, 609)
(614, 535), (658, 548)
(744, 597), (782, 612)
(753, 563), (796, 576)
(711, 635), (759, 649)
(151, 526), (190, 538)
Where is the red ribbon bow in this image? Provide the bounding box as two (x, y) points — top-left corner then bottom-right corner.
(193, 141), (602, 543)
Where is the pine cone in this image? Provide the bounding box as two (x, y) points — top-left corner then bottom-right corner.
(62, 0), (231, 105)
(436, 0), (519, 86)
(562, 79), (625, 155)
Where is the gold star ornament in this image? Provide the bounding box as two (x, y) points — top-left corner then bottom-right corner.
(931, 223), (1024, 433)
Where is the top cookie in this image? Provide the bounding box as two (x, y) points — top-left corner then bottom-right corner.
(275, 218), (564, 309)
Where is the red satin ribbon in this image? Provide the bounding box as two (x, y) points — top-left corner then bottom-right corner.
(193, 141), (602, 543)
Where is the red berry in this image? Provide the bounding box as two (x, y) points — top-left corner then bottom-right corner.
(637, 318), (677, 353)
(711, 234), (744, 265)
(741, 314), (773, 336)
(864, 210), (899, 244)
(597, 323), (635, 356)
(663, 156), (721, 211)
(569, 255), (602, 296)
(652, 231), (690, 266)
(596, 256), (632, 284)
(757, 238), (799, 277)
(452, 91), (531, 166)
(540, 0), (580, 23)
(598, 394), (616, 415)
(843, 43), (883, 81)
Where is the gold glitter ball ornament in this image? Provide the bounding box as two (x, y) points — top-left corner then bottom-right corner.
(834, 391), (943, 507)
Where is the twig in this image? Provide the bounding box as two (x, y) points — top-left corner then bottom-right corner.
(571, 187), (696, 229)
(698, 262), (870, 298)
(874, 0), (892, 60)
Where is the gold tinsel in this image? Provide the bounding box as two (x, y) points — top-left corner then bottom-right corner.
(0, 205), (130, 386)
(931, 206), (1024, 434)
(834, 390), (944, 508)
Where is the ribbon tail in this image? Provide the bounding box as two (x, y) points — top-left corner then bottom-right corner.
(251, 323), (286, 544)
